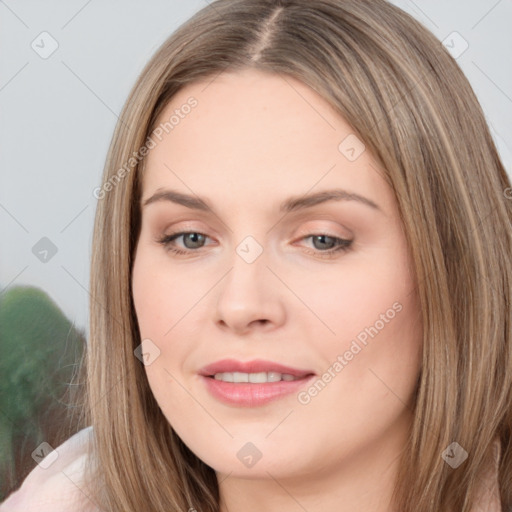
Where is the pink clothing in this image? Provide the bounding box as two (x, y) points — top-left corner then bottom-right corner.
(0, 427), (99, 512)
(0, 427), (503, 511)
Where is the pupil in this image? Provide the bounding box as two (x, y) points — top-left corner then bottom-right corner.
(314, 235), (334, 250)
(185, 233), (204, 248)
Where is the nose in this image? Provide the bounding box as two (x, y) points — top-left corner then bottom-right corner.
(214, 243), (286, 335)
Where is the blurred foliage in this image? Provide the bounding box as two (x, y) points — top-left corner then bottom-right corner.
(0, 285), (86, 500)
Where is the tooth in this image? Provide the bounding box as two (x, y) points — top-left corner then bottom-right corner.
(222, 372), (234, 382)
(212, 371), (300, 383)
(233, 372), (249, 383)
(266, 372), (282, 382)
(249, 372), (268, 383)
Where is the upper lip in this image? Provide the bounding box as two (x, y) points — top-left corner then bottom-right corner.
(199, 359), (315, 378)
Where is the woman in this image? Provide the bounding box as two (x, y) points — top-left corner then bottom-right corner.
(2, 0), (511, 511)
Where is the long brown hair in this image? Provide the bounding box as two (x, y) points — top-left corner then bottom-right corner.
(75, 1), (512, 510)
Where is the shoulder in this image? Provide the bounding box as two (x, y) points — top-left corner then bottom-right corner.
(0, 426), (100, 512)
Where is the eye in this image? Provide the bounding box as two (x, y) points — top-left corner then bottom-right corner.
(157, 231), (211, 255)
(156, 231), (353, 259)
(300, 234), (353, 258)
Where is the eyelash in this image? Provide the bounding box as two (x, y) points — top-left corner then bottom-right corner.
(156, 231), (353, 259)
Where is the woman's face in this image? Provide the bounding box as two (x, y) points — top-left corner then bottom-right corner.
(132, 68), (422, 484)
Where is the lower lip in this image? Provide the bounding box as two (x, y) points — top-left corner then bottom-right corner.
(200, 375), (315, 407)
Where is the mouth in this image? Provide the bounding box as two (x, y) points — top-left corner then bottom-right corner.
(198, 359), (316, 407)
(208, 371), (306, 383)
(199, 358), (315, 380)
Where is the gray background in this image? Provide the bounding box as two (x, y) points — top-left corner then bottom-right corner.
(1, 0), (511, 336)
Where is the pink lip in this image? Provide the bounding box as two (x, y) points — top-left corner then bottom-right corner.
(199, 358), (315, 378)
(199, 359), (316, 407)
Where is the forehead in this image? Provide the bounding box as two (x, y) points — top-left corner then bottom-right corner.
(141, 68), (392, 213)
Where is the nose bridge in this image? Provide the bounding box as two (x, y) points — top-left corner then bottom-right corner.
(234, 234), (265, 267)
(222, 233), (267, 297)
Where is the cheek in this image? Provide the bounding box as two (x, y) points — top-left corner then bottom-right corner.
(295, 240), (422, 405)
(131, 252), (192, 413)
(131, 250), (200, 339)
(290, 263), (421, 462)
(131, 249), (211, 392)
(297, 251), (417, 350)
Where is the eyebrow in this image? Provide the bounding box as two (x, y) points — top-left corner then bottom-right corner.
(142, 188), (381, 213)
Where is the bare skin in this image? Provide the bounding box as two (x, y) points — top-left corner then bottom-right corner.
(131, 68), (422, 512)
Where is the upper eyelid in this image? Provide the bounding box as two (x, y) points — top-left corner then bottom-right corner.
(159, 217), (353, 237)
